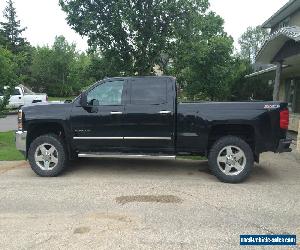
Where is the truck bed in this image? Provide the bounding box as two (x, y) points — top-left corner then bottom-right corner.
(176, 101), (287, 155)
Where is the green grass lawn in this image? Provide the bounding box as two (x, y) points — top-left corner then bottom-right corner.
(0, 131), (25, 161)
(48, 96), (76, 102)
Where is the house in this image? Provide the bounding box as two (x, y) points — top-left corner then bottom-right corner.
(251, 0), (300, 132)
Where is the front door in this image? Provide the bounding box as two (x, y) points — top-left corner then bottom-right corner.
(122, 77), (175, 153)
(70, 79), (127, 152)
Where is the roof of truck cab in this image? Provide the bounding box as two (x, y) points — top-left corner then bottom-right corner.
(104, 76), (176, 81)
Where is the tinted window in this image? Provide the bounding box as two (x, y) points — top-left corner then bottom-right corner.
(130, 78), (167, 105)
(14, 88), (21, 95)
(87, 80), (124, 106)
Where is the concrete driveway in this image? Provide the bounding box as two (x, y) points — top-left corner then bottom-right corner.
(0, 114), (17, 132)
(0, 152), (299, 249)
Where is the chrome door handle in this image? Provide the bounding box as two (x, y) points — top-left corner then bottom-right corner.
(110, 111), (123, 115)
(159, 110), (171, 114)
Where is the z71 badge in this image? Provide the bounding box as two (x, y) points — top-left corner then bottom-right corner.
(264, 104), (280, 109)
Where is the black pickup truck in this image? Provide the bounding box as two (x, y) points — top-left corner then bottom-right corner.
(16, 76), (291, 183)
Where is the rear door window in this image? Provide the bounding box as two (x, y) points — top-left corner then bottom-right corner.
(130, 78), (167, 105)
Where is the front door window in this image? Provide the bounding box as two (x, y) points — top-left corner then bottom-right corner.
(87, 80), (125, 106)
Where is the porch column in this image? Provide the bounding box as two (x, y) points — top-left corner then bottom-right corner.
(273, 61), (283, 101)
(297, 121), (300, 152)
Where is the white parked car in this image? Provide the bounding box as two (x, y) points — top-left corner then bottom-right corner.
(0, 85), (48, 109)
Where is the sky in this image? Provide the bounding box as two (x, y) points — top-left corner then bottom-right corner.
(0, 0), (289, 52)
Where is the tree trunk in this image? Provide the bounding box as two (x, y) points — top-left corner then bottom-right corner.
(273, 61), (282, 101)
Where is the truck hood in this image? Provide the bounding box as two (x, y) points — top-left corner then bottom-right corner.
(22, 102), (73, 122)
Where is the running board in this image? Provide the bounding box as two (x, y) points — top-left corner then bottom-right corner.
(78, 153), (176, 160)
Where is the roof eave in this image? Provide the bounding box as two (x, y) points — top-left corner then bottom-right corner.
(256, 26), (300, 64)
(262, 0), (298, 28)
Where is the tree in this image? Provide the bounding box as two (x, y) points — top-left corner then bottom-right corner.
(0, 31), (6, 46)
(30, 36), (93, 96)
(59, 0), (211, 76)
(85, 52), (123, 81)
(0, 46), (18, 116)
(30, 46), (55, 93)
(0, 0), (33, 88)
(167, 8), (235, 101)
(52, 36), (78, 96)
(68, 52), (92, 92)
(229, 57), (273, 101)
(0, 0), (28, 53)
(238, 26), (268, 64)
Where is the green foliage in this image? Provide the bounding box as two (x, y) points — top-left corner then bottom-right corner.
(48, 96), (76, 102)
(238, 26), (268, 63)
(0, 0), (26, 116)
(167, 7), (234, 101)
(59, 0), (238, 101)
(59, 0), (211, 76)
(0, 0), (272, 104)
(230, 57), (273, 101)
(0, 0), (29, 53)
(30, 36), (94, 96)
(0, 32), (6, 46)
(0, 46), (18, 116)
(234, 26), (272, 101)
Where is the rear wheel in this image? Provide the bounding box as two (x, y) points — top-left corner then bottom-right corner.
(28, 134), (67, 177)
(208, 136), (254, 183)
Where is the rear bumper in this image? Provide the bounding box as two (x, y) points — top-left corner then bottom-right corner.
(15, 131), (27, 155)
(276, 139), (292, 153)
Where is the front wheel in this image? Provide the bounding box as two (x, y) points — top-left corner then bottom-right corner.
(28, 134), (67, 177)
(208, 136), (254, 183)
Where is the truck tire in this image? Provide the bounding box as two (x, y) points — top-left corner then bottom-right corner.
(208, 136), (253, 183)
(28, 134), (67, 177)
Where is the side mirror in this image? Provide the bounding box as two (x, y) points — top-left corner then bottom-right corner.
(80, 92), (88, 107)
(80, 92), (98, 113)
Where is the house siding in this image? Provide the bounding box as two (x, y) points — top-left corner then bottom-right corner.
(290, 11), (300, 26)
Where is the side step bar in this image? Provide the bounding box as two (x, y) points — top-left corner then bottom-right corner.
(78, 153), (176, 160)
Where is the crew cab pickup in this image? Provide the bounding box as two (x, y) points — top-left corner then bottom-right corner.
(16, 76), (292, 183)
(0, 85), (47, 109)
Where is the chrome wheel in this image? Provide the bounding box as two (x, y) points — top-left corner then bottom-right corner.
(217, 145), (246, 176)
(34, 143), (59, 171)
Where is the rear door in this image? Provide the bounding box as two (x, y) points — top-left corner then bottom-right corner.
(122, 77), (175, 153)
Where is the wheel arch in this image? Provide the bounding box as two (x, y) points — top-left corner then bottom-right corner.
(208, 124), (256, 157)
(26, 122), (71, 159)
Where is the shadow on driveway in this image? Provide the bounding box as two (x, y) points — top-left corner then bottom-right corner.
(61, 157), (280, 184)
